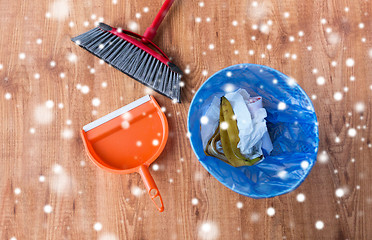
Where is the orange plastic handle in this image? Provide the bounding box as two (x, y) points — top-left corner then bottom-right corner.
(138, 165), (164, 212)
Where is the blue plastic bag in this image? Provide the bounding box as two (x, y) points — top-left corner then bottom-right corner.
(187, 64), (319, 198)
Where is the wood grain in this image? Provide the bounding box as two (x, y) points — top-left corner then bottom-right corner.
(1, 0), (372, 239)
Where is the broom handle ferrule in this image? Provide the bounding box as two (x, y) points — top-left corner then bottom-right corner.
(142, 0), (175, 42)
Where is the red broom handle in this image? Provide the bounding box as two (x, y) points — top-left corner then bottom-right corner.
(142, 0), (175, 42)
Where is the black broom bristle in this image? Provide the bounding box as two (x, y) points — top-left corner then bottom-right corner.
(71, 23), (182, 102)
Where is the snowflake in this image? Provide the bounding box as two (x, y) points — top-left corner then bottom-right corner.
(335, 188), (345, 197)
(61, 128), (74, 139)
(296, 193), (305, 202)
(49, 0), (70, 21)
(301, 161), (309, 169)
(198, 222), (219, 240)
(220, 122), (228, 130)
(318, 151), (329, 163)
(333, 92), (343, 101)
(92, 98), (101, 107)
(94, 222), (103, 231)
(127, 21), (138, 32)
(80, 85), (90, 94)
(346, 58), (355, 67)
(267, 207), (275, 216)
(354, 102), (365, 113)
(278, 170), (288, 179)
(39, 175), (45, 182)
(67, 53), (77, 62)
(44, 204), (53, 213)
(152, 139), (159, 146)
(45, 100), (54, 108)
(200, 116), (209, 125)
(278, 102), (286, 110)
(347, 128), (357, 137)
(98, 233), (119, 240)
(152, 164), (159, 171)
(14, 188), (21, 195)
(4, 92), (11, 100)
(259, 24), (269, 34)
(131, 186), (144, 197)
(315, 220), (324, 230)
(121, 121), (130, 129)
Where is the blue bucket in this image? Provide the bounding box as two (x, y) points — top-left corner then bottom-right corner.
(187, 64), (319, 198)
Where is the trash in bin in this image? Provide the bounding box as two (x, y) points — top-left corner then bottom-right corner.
(188, 64), (319, 198)
(201, 88), (273, 167)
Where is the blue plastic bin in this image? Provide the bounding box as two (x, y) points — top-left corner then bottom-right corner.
(187, 64), (319, 198)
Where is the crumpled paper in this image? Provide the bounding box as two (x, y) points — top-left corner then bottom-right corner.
(201, 88), (273, 160)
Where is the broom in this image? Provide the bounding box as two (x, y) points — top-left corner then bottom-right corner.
(71, 0), (182, 102)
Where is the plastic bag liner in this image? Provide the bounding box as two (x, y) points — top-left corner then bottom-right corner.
(187, 64), (319, 198)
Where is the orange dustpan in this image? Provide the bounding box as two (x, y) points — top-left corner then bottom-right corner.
(81, 95), (168, 212)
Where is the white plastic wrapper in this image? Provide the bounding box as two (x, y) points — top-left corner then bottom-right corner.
(201, 89), (273, 159)
(201, 96), (220, 150)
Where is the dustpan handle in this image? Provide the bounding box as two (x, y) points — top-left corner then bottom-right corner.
(142, 0), (175, 42)
(139, 165), (164, 212)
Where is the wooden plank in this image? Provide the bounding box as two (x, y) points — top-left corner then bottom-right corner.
(0, 0), (371, 239)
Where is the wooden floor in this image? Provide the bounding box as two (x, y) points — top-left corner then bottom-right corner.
(1, 0), (372, 239)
